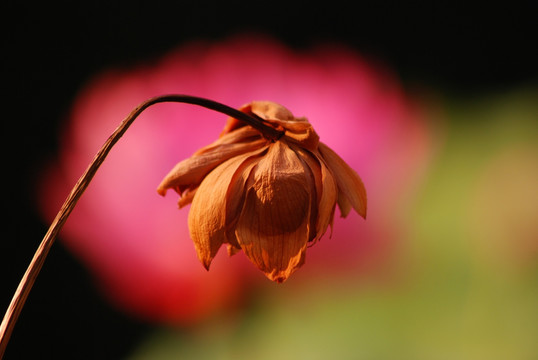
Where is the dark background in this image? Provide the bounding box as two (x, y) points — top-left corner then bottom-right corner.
(2, 1), (537, 358)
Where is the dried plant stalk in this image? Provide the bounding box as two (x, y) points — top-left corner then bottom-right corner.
(0, 95), (283, 358)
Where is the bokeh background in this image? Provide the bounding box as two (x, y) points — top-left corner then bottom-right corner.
(2, 1), (537, 359)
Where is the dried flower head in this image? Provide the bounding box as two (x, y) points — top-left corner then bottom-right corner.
(157, 101), (366, 282)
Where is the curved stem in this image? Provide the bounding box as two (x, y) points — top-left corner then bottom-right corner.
(0, 95), (284, 358)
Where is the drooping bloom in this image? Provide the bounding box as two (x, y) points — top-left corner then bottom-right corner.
(39, 35), (431, 323)
(157, 101), (367, 282)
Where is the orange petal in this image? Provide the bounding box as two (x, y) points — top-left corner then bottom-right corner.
(280, 121), (320, 151)
(243, 101), (319, 150)
(178, 186), (197, 208)
(247, 101), (295, 121)
(157, 126), (266, 196)
(226, 244), (241, 257)
(220, 101), (291, 137)
(318, 142), (367, 218)
(315, 152), (338, 238)
(294, 146), (338, 242)
(234, 141), (312, 282)
(292, 147), (319, 242)
(224, 147), (268, 248)
(336, 191), (352, 218)
(193, 125), (263, 156)
(188, 152), (258, 269)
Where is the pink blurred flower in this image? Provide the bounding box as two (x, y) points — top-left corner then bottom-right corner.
(39, 35), (431, 323)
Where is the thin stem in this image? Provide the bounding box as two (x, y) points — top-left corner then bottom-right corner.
(0, 95), (284, 358)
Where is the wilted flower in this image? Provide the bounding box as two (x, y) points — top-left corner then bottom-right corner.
(39, 35), (431, 323)
(157, 101), (366, 282)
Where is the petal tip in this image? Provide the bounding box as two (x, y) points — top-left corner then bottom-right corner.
(267, 272), (289, 283)
(201, 258), (212, 271)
